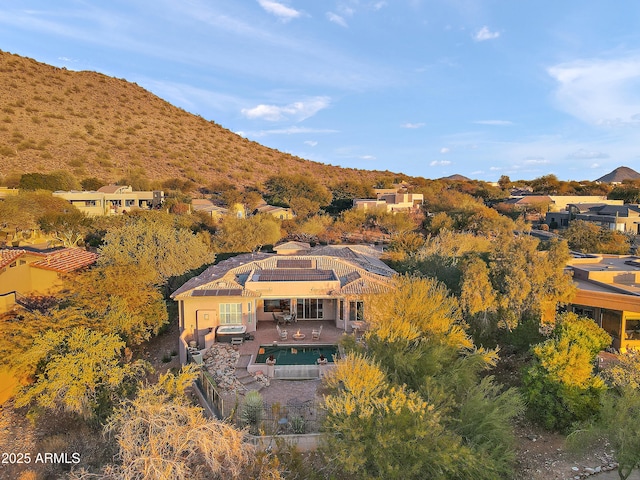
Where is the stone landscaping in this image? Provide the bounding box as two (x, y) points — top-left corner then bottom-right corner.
(202, 343), (270, 394)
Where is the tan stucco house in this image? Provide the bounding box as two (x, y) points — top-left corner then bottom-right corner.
(53, 185), (164, 216)
(565, 254), (640, 352)
(171, 244), (395, 364)
(0, 247), (98, 312)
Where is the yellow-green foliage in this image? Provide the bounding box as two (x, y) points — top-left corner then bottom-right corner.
(14, 327), (147, 420)
(366, 275), (471, 349)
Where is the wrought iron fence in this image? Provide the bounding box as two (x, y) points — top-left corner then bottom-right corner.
(235, 398), (325, 435)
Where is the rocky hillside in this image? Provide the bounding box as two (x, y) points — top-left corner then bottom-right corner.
(0, 50), (395, 190)
(595, 166), (640, 183)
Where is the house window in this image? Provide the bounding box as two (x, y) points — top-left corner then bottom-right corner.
(264, 299), (290, 313)
(85, 200), (97, 206)
(624, 318), (640, 340)
(339, 300), (344, 320)
(601, 309), (622, 338)
(9, 262), (16, 268)
(349, 301), (364, 321)
(297, 299), (324, 319)
(571, 305), (595, 320)
(219, 303), (242, 325)
(125, 199), (135, 207)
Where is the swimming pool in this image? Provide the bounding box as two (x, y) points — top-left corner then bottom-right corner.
(255, 344), (338, 366)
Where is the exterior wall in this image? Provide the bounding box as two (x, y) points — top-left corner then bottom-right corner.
(548, 196), (620, 211)
(53, 189), (163, 216)
(0, 260), (61, 313)
(180, 297), (258, 349)
(570, 289), (640, 352)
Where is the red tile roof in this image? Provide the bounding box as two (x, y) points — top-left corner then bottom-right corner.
(0, 249), (27, 269)
(30, 248), (98, 273)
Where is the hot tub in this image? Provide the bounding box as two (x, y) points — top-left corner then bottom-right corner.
(215, 325), (246, 343)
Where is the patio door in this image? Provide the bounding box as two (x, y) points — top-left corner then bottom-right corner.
(296, 298), (324, 319)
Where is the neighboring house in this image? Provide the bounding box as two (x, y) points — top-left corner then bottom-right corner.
(353, 191), (424, 214)
(0, 247), (98, 312)
(255, 204), (294, 220)
(53, 185), (164, 216)
(546, 203), (640, 233)
(565, 254), (640, 352)
(191, 199), (229, 220)
(171, 244), (395, 364)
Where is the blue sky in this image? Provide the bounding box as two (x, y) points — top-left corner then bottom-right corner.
(2, 1), (640, 182)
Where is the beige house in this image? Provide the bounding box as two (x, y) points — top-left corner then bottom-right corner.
(53, 185), (164, 216)
(171, 244), (395, 364)
(353, 191), (423, 213)
(255, 204), (294, 220)
(0, 247), (98, 312)
(547, 204), (640, 233)
(566, 254), (640, 352)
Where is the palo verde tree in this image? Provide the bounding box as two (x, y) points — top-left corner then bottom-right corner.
(522, 312), (611, 432)
(13, 327), (148, 422)
(68, 264), (168, 345)
(213, 214), (282, 253)
(324, 276), (524, 479)
(97, 211), (215, 284)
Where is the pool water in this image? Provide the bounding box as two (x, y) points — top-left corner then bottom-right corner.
(255, 344), (338, 366)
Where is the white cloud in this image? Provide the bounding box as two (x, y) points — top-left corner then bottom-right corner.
(242, 126), (339, 137)
(257, 0), (301, 21)
(440, 147), (450, 154)
(360, 155), (376, 160)
(566, 149), (610, 160)
(430, 160), (451, 166)
(401, 122), (425, 129)
(474, 26), (500, 42)
(523, 158), (550, 165)
(326, 12), (348, 27)
(591, 163), (600, 169)
(473, 120), (513, 126)
(241, 96), (331, 122)
(304, 140), (318, 147)
(372, 2), (388, 11)
(489, 166), (501, 171)
(548, 56), (640, 126)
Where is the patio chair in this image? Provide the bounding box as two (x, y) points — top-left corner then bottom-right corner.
(277, 325), (288, 340)
(311, 324), (323, 340)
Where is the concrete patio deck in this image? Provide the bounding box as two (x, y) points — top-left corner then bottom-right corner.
(236, 319), (347, 357)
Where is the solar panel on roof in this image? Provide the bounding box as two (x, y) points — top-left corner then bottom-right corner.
(254, 269), (335, 282)
(276, 259), (312, 269)
(192, 289), (243, 296)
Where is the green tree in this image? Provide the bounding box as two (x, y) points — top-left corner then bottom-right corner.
(69, 264), (168, 345)
(80, 177), (105, 191)
(14, 327), (147, 421)
(523, 312), (610, 431)
(19, 171), (80, 191)
(563, 220), (604, 253)
(213, 214), (281, 253)
(98, 213), (215, 283)
(38, 208), (93, 247)
(264, 174), (331, 207)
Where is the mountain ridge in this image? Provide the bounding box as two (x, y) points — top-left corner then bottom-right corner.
(0, 50), (398, 190)
(595, 166), (640, 183)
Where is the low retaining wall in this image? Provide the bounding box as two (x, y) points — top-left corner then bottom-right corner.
(248, 433), (323, 452)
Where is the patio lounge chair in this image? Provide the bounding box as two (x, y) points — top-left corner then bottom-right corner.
(277, 325), (288, 340)
(311, 325), (323, 340)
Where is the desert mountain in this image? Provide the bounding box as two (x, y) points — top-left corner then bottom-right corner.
(0, 50), (396, 190)
(440, 174), (471, 181)
(595, 166), (640, 183)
